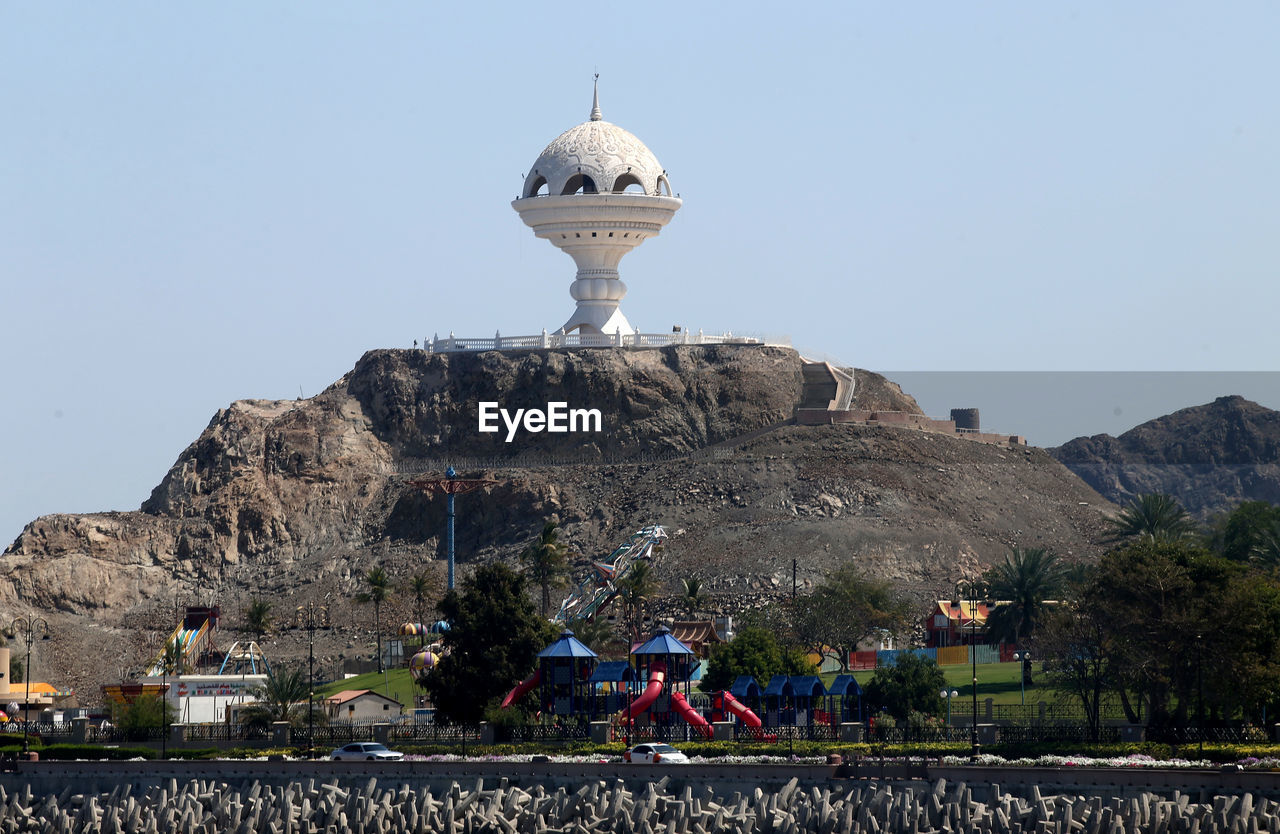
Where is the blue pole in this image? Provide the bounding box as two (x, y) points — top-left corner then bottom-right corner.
(446, 466), (457, 590)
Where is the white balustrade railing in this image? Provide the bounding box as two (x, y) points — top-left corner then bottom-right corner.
(423, 329), (787, 354)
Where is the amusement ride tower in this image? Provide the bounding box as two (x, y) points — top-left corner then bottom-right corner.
(512, 78), (682, 336)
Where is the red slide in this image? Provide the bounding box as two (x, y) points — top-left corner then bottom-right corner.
(623, 662), (667, 718)
(500, 668), (542, 709)
(670, 691), (713, 739)
(721, 690), (777, 742)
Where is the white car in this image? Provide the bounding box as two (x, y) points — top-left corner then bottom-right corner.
(624, 743), (689, 764)
(330, 742), (404, 761)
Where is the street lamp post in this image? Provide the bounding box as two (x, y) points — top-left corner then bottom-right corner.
(1013, 651), (1032, 706)
(940, 689), (959, 741)
(298, 599), (330, 760)
(956, 580), (987, 761)
(5, 615), (50, 755)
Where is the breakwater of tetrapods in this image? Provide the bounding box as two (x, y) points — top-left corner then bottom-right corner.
(3, 761), (1280, 833)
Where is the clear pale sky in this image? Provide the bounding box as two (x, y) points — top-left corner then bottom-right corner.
(3, 3), (1278, 545)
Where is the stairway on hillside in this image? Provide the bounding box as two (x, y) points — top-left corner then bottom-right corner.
(799, 360), (855, 411)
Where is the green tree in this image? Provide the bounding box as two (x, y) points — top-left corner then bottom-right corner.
(245, 599), (273, 640)
(702, 625), (815, 693)
(1104, 493), (1198, 544)
(618, 561), (658, 641)
(1034, 602), (1115, 740)
(1088, 537), (1280, 725)
(157, 636), (188, 677)
(110, 694), (171, 741)
(424, 563), (558, 724)
(566, 617), (618, 657)
(1208, 501), (1280, 565)
(863, 652), (947, 722)
(356, 566), (392, 673)
(791, 563), (913, 672)
(407, 572), (437, 643)
(239, 667), (327, 732)
(981, 547), (1065, 647)
(520, 522), (571, 617)
(679, 577), (704, 619)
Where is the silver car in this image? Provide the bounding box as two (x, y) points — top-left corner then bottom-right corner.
(330, 742), (404, 761)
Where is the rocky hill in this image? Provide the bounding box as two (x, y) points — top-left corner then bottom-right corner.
(1050, 395), (1280, 518)
(2, 345), (1112, 703)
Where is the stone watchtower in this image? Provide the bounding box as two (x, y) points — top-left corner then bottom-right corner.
(512, 78), (682, 336)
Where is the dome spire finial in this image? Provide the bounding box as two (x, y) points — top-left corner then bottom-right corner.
(589, 73), (602, 121)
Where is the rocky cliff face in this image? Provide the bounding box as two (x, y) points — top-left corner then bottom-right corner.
(2, 345), (1109, 702)
(1050, 395), (1280, 517)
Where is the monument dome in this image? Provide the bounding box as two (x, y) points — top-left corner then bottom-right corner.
(512, 79), (682, 336)
(521, 90), (673, 199)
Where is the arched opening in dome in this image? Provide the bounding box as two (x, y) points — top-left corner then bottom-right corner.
(612, 173), (645, 194)
(524, 175), (548, 198)
(656, 176), (673, 197)
(561, 174), (598, 195)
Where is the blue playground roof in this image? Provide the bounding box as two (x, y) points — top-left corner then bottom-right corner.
(763, 675), (792, 697)
(632, 626), (695, 657)
(729, 676), (761, 699)
(828, 675), (863, 697)
(588, 661), (635, 683)
(538, 630), (598, 659)
(789, 676), (827, 698)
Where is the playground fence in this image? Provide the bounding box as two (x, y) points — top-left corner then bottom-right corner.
(502, 724), (590, 743)
(1145, 724), (1272, 745)
(389, 723), (483, 743)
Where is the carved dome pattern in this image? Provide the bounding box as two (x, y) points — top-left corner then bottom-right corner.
(523, 120), (668, 198)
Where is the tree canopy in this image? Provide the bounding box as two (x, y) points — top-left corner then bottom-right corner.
(790, 563), (913, 672)
(239, 667), (326, 732)
(1209, 501), (1280, 565)
(356, 566), (392, 672)
(1104, 493), (1198, 544)
(1045, 536), (1280, 727)
(702, 624), (815, 693)
(863, 652), (947, 722)
(424, 563), (558, 724)
(519, 521), (571, 617)
(981, 547), (1065, 646)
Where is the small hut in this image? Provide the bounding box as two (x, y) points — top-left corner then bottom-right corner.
(828, 675), (864, 724)
(536, 630), (597, 717)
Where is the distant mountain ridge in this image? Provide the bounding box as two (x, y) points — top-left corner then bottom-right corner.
(1050, 395), (1280, 517)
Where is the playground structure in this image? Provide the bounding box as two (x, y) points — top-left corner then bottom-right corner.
(499, 625), (872, 741)
(502, 625), (773, 742)
(146, 606), (220, 676)
(552, 525), (666, 624)
(400, 622), (448, 683)
(217, 642), (270, 676)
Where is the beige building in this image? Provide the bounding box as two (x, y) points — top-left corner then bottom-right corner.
(325, 690), (402, 723)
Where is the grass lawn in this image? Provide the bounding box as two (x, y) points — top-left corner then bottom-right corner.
(315, 668), (421, 709)
(822, 662), (1061, 706)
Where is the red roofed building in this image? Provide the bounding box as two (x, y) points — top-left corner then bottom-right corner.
(324, 689), (402, 722)
(924, 600), (990, 648)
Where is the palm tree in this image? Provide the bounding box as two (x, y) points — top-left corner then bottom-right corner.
(356, 566), (392, 672)
(239, 667), (327, 732)
(245, 599), (273, 640)
(520, 522), (571, 616)
(981, 547), (1065, 646)
(618, 561), (658, 641)
(679, 577), (704, 619)
(407, 573), (434, 644)
(567, 617), (616, 656)
(1104, 493), (1197, 544)
(1257, 520), (1280, 567)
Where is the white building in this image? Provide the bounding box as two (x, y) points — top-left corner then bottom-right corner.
(512, 78), (682, 337)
